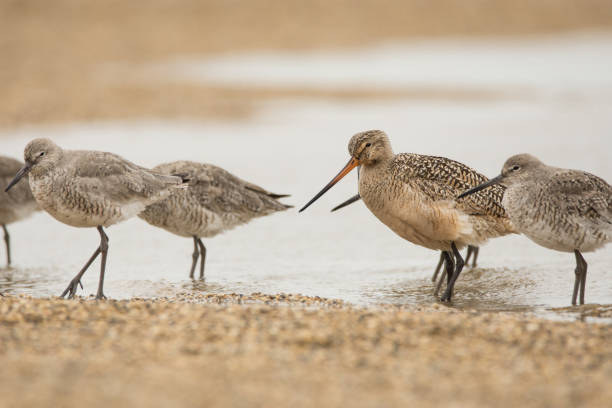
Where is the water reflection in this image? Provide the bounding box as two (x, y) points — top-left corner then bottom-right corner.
(365, 267), (536, 312)
(0, 266), (59, 296)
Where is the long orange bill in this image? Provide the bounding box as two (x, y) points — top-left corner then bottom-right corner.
(299, 157), (360, 212)
(457, 175), (503, 199)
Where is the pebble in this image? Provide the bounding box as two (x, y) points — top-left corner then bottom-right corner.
(0, 294), (610, 407)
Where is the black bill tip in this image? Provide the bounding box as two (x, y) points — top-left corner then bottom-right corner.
(458, 175), (503, 199)
(5, 163), (32, 192)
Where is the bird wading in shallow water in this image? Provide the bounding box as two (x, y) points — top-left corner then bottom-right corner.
(300, 130), (515, 302)
(0, 156), (39, 267)
(459, 154), (612, 305)
(331, 193), (480, 286)
(5, 138), (186, 299)
(139, 161), (291, 279)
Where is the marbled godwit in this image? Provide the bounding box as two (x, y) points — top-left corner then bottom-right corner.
(139, 161), (291, 279)
(0, 156), (39, 267)
(300, 130), (514, 302)
(4, 138), (185, 299)
(459, 154), (612, 305)
(331, 193), (480, 283)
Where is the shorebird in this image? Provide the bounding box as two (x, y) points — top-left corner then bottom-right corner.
(5, 138), (186, 299)
(459, 154), (612, 305)
(331, 194), (480, 283)
(0, 156), (39, 266)
(139, 161), (291, 279)
(300, 130), (514, 302)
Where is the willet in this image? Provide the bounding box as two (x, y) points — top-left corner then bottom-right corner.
(459, 153), (612, 305)
(5, 138), (185, 299)
(0, 156), (39, 267)
(139, 161), (291, 279)
(300, 130), (514, 302)
(331, 193), (480, 283)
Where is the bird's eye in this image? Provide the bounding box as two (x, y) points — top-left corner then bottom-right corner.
(512, 165), (520, 171)
(39, 152), (45, 157)
(365, 143), (372, 147)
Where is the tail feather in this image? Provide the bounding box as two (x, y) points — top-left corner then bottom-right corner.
(245, 185), (290, 200)
(172, 172), (192, 184)
(268, 193), (291, 199)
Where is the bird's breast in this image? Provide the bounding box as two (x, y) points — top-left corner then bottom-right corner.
(358, 168), (468, 250)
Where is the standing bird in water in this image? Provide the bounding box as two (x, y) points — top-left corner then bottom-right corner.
(5, 138), (186, 299)
(459, 154), (611, 305)
(139, 161), (291, 279)
(0, 156), (39, 267)
(300, 130), (514, 302)
(331, 193), (480, 283)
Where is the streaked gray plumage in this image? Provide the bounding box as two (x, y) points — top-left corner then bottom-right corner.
(139, 160), (291, 278)
(461, 154), (611, 305)
(24, 140), (183, 228)
(500, 155), (611, 253)
(0, 156), (39, 266)
(8, 138), (185, 299)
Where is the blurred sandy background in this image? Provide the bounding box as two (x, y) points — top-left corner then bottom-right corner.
(2, 0), (612, 127)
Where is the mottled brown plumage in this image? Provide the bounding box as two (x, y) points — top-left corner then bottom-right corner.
(330, 193), (481, 282)
(139, 161), (291, 278)
(301, 130), (515, 302)
(345, 131), (514, 252)
(0, 156), (39, 266)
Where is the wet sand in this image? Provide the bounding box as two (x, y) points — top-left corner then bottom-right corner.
(1, 294), (611, 407)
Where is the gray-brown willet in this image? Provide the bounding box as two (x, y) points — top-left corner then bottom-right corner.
(0, 156), (39, 267)
(300, 130), (515, 302)
(331, 193), (480, 284)
(139, 161), (291, 279)
(4, 138), (186, 299)
(459, 153), (612, 305)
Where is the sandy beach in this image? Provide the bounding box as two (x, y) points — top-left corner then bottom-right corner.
(0, 294), (610, 407)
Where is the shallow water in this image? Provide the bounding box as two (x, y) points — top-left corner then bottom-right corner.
(1, 33), (611, 321)
(150, 31), (612, 97)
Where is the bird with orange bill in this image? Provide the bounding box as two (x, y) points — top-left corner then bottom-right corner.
(300, 130), (514, 302)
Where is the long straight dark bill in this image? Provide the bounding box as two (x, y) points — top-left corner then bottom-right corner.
(331, 194), (361, 212)
(457, 175), (503, 199)
(4, 163), (32, 192)
(299, 157), (360, 213)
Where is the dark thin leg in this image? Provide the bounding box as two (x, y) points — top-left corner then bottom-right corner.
(465, 245), (479, 268)
(465, 246), (473, 266)
(189, 237), (199, 279)
(470, 246), (479, 268)
(196, 238), (206, 280)
(434, 251), (454, 296)
(95, 227), (109, 300)
(432, 252), (444, 282)
(60, 226), (108, 299)
(573, 250), (588, 306)
(2, 225), (10, 266)
(60, 247), (101, 298)
(446, 250), (454, 288)
(441, 242), (465, 302)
